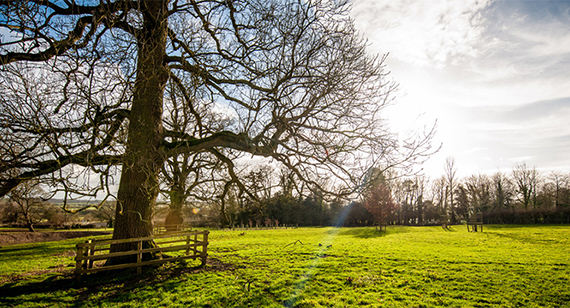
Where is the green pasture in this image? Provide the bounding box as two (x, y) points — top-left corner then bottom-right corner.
(1, 225), (570, 307)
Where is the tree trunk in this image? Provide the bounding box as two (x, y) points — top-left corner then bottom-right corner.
(165, 186), (185, 231)
(23, 210), (36, 232)
(165, 209), (184, 230)
(110, 0), (169, 262)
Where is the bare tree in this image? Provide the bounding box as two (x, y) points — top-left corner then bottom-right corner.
(512, 163), (540, 209)
(412, 176), (428, 225)
(444, 157), (458, 222)
(160, 75), (235, 227)
(90, 201), (117, 227)
(549, 171), (570, 208)
(491, 171), (513, 210)
(465, 174), (492, 213)
(7, 180), (48, 232)
(399, 179), (417, 225)
(0, 0), (434, 254)
(431, 176), (448, 218)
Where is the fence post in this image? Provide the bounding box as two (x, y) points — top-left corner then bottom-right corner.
(137, 240), (142, 275)
(185, 235), (190, 256)
(88, 240), (95, 269)
(201, 231), (209, 266)
(82, 240), (91, 270)
(75, 244), (83, 282)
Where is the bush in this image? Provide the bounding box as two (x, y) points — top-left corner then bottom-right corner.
(484, 207), (570, 224)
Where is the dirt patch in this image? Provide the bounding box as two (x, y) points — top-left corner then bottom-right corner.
(0, 231), (111, 246)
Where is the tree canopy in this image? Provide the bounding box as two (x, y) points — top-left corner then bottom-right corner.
(0, 0), (433, 242)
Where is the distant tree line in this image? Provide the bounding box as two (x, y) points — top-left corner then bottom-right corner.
(432, 160), (570, 225)
(195, 161), (570, 228)
(2, 160), (568, 229)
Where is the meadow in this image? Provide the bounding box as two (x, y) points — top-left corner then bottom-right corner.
(1, 225), (569, 307)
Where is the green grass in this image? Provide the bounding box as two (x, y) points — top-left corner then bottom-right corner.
(1, 225), (570, 307)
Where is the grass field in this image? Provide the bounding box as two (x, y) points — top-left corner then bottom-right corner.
(1, 225), (569, 307)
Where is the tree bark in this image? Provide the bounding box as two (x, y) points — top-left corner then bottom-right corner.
(165, 185), (185, 230)
(110, 0), (169, 260)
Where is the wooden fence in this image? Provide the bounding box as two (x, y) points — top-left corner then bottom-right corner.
(75, 230), (209, 280)
(223, 223), (299, 231)
(153, 223), (193, 234)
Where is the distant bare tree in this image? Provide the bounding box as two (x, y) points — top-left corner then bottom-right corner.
(243, 165), (275, 201)
(512, 163), (540, 209)
(491, 171), (513, 210)
(91, 202), (117, 227)
(432, 176), (448, 216)
(399, 179), (417, 225)
(412, 176), (429, 225)
(465, 174), (492, 213)
(549, 171), (570, 208)
(444, 157), (458, 222)
(8, 180), (48, 232)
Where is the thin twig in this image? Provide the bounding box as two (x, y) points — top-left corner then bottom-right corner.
(284, 240), (305, 248)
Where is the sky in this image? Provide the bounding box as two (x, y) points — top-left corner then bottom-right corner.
(2, 0), (569, 200)
(349, 0), (570, 179)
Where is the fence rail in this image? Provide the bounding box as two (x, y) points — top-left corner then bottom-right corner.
(153, 223), (194, 234)
(75, 230), (209, 280)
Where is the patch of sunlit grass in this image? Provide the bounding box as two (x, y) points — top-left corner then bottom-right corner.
(1, 225), (570, 307)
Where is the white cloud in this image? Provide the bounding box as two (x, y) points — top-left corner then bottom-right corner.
(349, 0), (570, 178)
(0, 27), (23, 53)
(463, 1), (570, 83)
(0, 27), (17, 42)
(350, 0), (492, 68)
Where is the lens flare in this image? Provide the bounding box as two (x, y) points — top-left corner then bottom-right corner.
(284, 204), (354, 307)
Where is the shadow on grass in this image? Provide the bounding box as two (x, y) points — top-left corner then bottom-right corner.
(0, 258), (234, 307)
(0, 237), (98, 259)
(335, 227), (412, 239)
(485, 230), (560, 246)
(335, 225), (461, 239)
(0, 244), (52, 254)
(484, 224), (570, 231)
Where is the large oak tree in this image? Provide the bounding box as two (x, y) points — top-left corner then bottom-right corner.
(0, 0), (433, 248)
